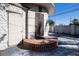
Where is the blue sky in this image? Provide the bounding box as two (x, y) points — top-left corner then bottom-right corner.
(49, 3), (79, 25)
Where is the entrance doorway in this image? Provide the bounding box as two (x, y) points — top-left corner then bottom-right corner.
(35, 13), (44, 38)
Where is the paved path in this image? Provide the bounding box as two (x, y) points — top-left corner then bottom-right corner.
(0, 36), (79, 56)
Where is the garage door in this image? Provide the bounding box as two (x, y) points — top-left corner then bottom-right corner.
(8, 13), (23, 46)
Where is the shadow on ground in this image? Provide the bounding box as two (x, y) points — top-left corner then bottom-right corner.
(0, 45), (79, 56)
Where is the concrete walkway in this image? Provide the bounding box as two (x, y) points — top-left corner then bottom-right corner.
(0, 36), (79, 56)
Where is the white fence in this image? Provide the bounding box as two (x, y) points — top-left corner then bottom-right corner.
(51, 25), (79, 35)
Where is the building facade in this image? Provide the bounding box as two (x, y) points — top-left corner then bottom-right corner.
(0, 3), (54, 50)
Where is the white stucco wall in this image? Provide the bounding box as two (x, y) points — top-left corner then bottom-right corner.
(0, 3), (26, 50)
(28, 10), (35, 38)
(0, 4), (8, 50)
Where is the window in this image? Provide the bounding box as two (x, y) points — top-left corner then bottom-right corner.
(39, 7), (42, 12)
(39, 6), (48, 13)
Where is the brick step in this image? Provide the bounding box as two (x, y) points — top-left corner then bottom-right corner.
(22, 37), (58, 51)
